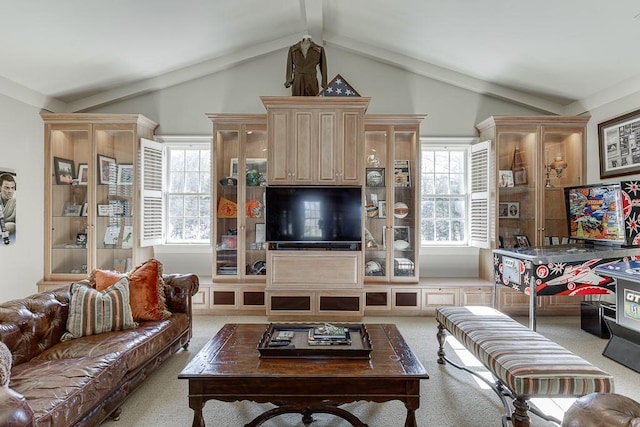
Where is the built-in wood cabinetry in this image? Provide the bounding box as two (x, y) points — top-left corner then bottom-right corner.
(474, 115), (589, 313)
(261, 96), (369, 185)
(208, 114), (268, 284)
(363, 115), (425, 284)
(38, 113), (158, 292)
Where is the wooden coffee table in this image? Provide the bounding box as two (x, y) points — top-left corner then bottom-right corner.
(179, 323), (429, 427)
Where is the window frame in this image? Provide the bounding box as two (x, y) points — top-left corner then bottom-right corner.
(156, 135), (212, 245)
(420, 137), (477, 247)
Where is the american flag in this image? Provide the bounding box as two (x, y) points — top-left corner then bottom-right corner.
(319, 74), (360, 97)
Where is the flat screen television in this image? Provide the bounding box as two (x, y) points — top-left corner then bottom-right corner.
(564, 183), (626, 245)
(265, 186), (362, 246)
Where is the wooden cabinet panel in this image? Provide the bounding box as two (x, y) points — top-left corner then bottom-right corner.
(268, 251), (362, 289)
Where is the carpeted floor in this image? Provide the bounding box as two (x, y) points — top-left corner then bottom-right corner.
(103, 314), (640, 427)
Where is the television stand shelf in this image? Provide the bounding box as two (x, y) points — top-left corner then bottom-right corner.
(266, 250), (364, 320)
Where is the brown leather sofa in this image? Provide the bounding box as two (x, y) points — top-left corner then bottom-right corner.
(562, 392), (640, 427)
(0, 273), (199, 427)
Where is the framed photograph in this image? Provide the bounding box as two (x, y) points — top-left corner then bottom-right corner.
(97, 154), (117, 185)
(77, 163), (89, 185)
(513, 234), (530, 248)
(498, 202), (519, 218)
(116, 164), (134, 185)
(393, 160), (411, 187)
(97, 204), (112, 216)
(255, 223), (266, 243)
(513, 168), (527, 185)
(378, 200), (387, 218)
(81, 202), (89, 217)
(230, 158), (267, 179)
(62, 202), (82, 216)
(53, 156), (75, 185)
(598, 108), (640, 178)
(383, 225), (410, 250)
(366, 167), (385, 187)
(103, 225), (120, 246)
(498, 170), (514, 188)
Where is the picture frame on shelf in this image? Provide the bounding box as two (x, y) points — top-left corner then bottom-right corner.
(116, 164), (134, 185)
(255, 223), (266, 244)
(383, 226), (410, 250)
(365, 167), (385, 187)
(53, 157), (75, 185)
(598, 108), (640, 178)
(81, 202), (89, 217)
(393, 160), (411, 187)
(97, 154), (117, 185)
(97, 204), (112, 216)
(62, 202), (82, 216)
(103, 225), (120, 246)
(498, 170), (514, 188)
(498, 202), (519, 218)
(230, 158), (267, 179)
(513, 234), (530, 248)
(378, 200), (387, 218)
(121, 225), (134, 249)
(77, 163), (89, 185)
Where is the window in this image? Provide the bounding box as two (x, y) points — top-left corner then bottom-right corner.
(159, 136), (212, 244)
(420, 138), (475, 245)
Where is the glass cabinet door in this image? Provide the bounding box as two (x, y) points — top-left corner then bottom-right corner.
(48, 124), (91, 278)
(391, 130), (418, 281)
(214, 129), (240, 278)
(243, 125), (268, 279)
(93, 124), (136, 273)
(541, 126), (585, 244)
(364, 128), (388, 280)
(496, 126), (539, 248)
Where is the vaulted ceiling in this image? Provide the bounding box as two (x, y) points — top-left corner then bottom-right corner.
(1, 0), (639, 115)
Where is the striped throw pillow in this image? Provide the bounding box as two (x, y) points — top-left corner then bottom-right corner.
(62, 277), (137, 341)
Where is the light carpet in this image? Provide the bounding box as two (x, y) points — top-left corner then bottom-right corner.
(102, 314), (640, 427)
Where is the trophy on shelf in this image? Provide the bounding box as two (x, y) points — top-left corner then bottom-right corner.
(544, 151), (568, 187)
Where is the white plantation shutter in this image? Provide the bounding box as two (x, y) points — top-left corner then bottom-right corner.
(140, 138), (163, 246)
(470, 140), (491, 248)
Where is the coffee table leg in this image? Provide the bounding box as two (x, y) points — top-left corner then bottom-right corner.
(404, 408), (417, 427)
(190, 400), (205, 427)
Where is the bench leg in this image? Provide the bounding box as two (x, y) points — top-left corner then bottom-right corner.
(436, 322), (447, 364)
(511, 396), (530, 427)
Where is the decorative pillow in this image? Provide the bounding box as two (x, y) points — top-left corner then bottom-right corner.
(91, 258), (171, 321)
(61, 277), (137, 342)
(0, 341), (11, 387)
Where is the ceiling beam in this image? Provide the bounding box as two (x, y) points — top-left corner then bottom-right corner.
(66, 34), (300, 112)
(0, 75), (66, 112)
(324, 33), (565, 115)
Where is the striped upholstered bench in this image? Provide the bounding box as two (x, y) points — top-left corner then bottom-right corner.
(435, 306), (614, 427)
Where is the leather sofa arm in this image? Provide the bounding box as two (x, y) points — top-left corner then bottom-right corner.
(0, 387), (34, 427)
(162, 273), (199, 314)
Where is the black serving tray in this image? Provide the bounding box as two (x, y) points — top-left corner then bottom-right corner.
(257, 323), (373, 359)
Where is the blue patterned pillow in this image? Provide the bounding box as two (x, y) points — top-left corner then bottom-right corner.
(62, 277), (137, 341)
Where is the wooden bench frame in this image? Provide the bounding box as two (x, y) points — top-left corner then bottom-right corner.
(435, 306), (614, 427)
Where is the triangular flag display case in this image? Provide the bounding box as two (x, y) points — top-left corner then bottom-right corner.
(319, 74), (360, 97)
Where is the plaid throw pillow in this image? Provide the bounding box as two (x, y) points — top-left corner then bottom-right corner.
(62, 277), (137, 341)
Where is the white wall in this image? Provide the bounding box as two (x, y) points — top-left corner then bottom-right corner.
(2, 45), (637, 301)
(0, 93), (44, 301)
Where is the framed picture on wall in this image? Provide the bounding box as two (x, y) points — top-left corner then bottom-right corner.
(598, 108), (640, 178)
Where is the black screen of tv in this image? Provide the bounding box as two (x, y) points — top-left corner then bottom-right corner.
(265, 186), (362, 244)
